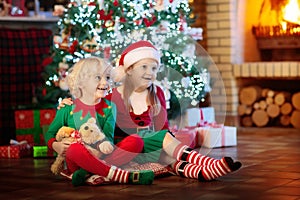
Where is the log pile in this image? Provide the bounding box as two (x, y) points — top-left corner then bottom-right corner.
(238, 85), (300, 128)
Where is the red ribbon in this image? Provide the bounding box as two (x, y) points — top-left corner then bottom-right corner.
(71, 130), (82, 143)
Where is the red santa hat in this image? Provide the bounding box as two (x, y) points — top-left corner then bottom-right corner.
(113, 40), (160, 82)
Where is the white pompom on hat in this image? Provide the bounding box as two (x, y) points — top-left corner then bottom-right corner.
(112, 40), (160, 82)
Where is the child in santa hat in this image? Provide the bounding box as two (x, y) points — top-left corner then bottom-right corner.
(59, 41), (242, 182)
(45, 56), (154, 186)
(108, 40), (242, 181)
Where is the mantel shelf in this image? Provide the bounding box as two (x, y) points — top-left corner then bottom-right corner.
(0, 15), (59, 30)
(0, 16), (59, 23)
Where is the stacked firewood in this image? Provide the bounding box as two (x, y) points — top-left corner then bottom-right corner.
(238, 85), (300, 128)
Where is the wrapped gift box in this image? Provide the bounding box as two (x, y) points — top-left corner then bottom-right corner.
(184, 107), (215, 126)
(174, 127), (198, 148)
(15, 109), (56, 145)
(0, 143), (32, 158)
(169, 107), (215, 128)
(33, 146), (56, 158)
(197, 126), (237, 148)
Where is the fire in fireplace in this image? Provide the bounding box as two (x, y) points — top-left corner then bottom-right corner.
(252, 0), (300, 61)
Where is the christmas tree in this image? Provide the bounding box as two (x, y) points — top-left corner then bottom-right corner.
(36, 0), (210, 119)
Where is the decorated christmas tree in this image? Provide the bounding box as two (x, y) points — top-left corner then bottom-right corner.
(36, 0), (211, 119)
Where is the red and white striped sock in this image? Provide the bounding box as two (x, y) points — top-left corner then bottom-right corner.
(200, 157), (241, 181)
(174, 145), (217, 166)
(107, 166), (129, 183)
(173, 157), (242, 181)
(173, 161), (203, 179)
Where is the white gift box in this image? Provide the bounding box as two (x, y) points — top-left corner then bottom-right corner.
(184, 107), (215, 127)
(169, 107), (216, 128)
(196, 126), (237, 148)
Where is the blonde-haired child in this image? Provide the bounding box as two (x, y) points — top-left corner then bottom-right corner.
(45, 56), (154, 186)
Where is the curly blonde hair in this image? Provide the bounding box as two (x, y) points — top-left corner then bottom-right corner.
(67, 57), (112, 98)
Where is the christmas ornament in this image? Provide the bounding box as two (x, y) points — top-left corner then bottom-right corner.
(81, 37), (100, 53)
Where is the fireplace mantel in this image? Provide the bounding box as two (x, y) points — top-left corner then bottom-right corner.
(233, 62), (300, 79)
(0, 16), (59, 30)
(254, 36), (300, 61)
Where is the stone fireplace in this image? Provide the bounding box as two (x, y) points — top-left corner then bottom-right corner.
(201, 0), (300, 127)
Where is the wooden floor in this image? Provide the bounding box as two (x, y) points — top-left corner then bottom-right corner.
(0, 127), (300, 200)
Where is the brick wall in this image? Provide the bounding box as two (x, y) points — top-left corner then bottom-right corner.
(205, 0), (239, 125)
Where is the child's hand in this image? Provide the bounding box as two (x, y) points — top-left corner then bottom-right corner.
(98, 141), (114, 154)
(52, 141), (70, 156)
(57, 98), (73, 110)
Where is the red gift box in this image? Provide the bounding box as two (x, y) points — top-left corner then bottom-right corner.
(0, 143), (32, 159)
(14, 109), (56, 145)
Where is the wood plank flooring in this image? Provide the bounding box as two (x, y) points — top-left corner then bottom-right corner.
(0, 127), (299, 200)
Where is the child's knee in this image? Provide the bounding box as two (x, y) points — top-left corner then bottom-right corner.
(66, 143), (84, 158)
(122, 134), (144, 152)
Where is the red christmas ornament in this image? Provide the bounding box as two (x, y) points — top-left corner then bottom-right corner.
(113, 0), (119, 6)
(143, 15), (157, 27)
(98, 10), (113, 21)
(98, 10), (114, 28)
(88, 2), (97, 6)
(69, 40), (78, 54)
(120, 17), (126, 23)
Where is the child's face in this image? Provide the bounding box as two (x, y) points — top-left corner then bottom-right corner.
(82, 65), (111, 102)
(127, 58), (159, 91)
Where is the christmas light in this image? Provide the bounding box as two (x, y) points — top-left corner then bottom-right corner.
(39, 0), (206, 117)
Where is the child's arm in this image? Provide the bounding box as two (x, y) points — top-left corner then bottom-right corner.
(101, 99), (117, 144)
(57, 98), (73, 110)
(45, 107), (72, 155)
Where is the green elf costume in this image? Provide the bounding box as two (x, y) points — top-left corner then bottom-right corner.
(45, 97), (154, 186)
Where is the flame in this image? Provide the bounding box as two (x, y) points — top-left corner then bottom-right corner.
(253, 0), (300, 37)
(282, 0), (300, 25)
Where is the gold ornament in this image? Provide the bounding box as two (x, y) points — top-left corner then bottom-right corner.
(81, 37), (100, 53)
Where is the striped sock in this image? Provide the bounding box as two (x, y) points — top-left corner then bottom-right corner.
(173, 161), (203, 179)
(107, 166), (129, 184)
(199, 157), (241, 181)
(107, 166), (154, 185)
(175, 145), (217, 166)
(186, 150), (217, 166)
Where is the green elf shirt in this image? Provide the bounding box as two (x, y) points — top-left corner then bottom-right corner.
(45, 98), (116, 150)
